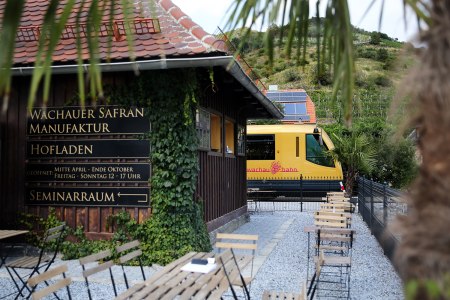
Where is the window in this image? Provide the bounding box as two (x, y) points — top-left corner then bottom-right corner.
(225, 120), (235, 154)
(210, 113), (222, 152)
(196, 109), (210, 150)
(246, 134), (275, 160)
(306, 134), (334, 167)
(236, 125), (245, 155)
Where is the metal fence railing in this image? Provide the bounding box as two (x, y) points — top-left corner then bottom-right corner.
(357, 177), (407, 261)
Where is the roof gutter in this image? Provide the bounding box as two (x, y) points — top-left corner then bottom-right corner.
(11, 56), (283, 119)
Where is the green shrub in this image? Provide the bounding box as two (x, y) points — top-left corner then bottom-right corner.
(357, 47), (377, 59)
(376, 48), (389, 62)
(61, 226), (110, 260)
(369, 32), (381, 45)
(374, 75), (392, 87)
(355, 70), (370, 88)
(283, 69), (301, 82)
(274, 61), (287, 72)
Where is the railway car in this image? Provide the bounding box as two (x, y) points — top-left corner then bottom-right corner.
(246, 124), (343, 194)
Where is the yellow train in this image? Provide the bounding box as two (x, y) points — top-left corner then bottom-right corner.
(246, 124), (343, 193)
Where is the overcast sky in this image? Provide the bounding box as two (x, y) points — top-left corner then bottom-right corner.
(171, 0), (420, 42)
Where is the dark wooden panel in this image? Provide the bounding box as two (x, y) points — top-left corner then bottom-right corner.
(76, 207), (86, 229)
(1, 69), (249, 237)
(101, 207), (112, 232)
(88, 207), (100, 233)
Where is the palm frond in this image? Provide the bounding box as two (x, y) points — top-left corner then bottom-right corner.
(0, 0), (25, 112)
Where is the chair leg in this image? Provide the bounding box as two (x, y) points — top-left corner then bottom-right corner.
(85, 277), (93, 300)
(109, 267), (118, 296)
(219, 257), (239, 300)
(122, 265), (129, 289)
(139, 258), (146, 281)
(8, 267), (35, 299)
(5, 267), (24, 298)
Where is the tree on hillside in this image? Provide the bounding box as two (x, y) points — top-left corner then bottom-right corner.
(226, 0), (449, 298)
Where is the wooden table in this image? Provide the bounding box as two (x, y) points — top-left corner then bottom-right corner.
(115, 250), (252, 300)
(0, 230), (28, 267)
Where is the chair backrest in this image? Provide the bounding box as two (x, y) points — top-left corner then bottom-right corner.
(36, 223), (66, 267)
(316, 228), (355, 257)
(314, 211), (350, 228)
(79, 249), (116, 299)
(215, 233), (258, 253)
(28, 264), (72, 300)
(320, 202), (353, 213)
(116, 240), (146, 289)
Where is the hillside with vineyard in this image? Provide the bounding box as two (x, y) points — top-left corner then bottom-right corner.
(227, 22), (418, 125)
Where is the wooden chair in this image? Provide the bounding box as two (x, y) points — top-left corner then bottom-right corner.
(314, 212), (349, 228)
(320, 202), (354, 213)
(79, 249), (116, 299)
(215, 233), (258, 287)
(5, 223), (66, 298)
(326, 192), (345, 196)
(28, 264), (72, 300)
(326, 192), (349, 202)
(115, 240), (146, 289)
(262, 252), (324, 300)
(314, 211), (351, 228)
(314, 230), (353, 299)
(315, 227), (354, 256)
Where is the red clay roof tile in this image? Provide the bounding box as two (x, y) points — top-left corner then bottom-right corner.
(9, 0), (228, 67)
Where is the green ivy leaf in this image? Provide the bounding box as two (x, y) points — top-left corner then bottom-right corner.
(406, 280), (418, 300)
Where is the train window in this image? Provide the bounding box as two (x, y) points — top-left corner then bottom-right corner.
(306, 134), (334, 167)
(246, 134), (275, 160)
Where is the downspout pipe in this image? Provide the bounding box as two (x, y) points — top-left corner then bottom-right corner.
(11, 56), (283, 119)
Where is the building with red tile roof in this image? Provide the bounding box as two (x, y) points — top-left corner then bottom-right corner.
(0, 0), (282, 236)
(265, 88), (317, 124)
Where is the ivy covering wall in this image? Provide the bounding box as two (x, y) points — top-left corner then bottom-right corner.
(106, 69), (212, 264)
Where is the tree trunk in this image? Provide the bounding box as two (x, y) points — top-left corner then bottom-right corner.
(394, 1), (450, 297)
(344, 169), (356, 196)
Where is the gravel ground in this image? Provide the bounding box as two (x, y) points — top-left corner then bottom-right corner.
(0, 205), (404, 299)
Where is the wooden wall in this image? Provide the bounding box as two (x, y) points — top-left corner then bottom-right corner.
(0, 68), (250, 237)
(198, 72), (248, 231)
